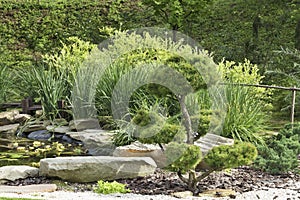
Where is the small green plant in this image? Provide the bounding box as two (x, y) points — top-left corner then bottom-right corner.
(94, 180), (130, 194)
(254, 123), (300, 174)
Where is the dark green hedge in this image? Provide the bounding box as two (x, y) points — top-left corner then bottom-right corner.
(0, 0), (155, 68)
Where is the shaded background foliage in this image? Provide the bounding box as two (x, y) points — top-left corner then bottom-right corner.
(0, 0), (300, 118)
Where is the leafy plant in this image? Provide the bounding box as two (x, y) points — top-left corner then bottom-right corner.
(43, 37), (96, 96)
(112, 129), (137, 147)
(254, 123), (300, 174)
(94, 180), (130, 194)
(142, 0), (212, 32)
(17, 65), (68, 120)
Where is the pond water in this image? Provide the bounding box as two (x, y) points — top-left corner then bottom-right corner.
(0, 133), (87, 167)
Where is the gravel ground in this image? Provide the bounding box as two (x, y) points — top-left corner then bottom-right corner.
(0, 188), (299, 200)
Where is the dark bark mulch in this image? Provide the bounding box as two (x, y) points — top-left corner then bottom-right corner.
(4, 167), (300, 195)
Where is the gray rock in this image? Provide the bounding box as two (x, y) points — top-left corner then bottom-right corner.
(0, 123), (20, 134)
(0, 110), (19, 126)
(195, 133), (234, 171)
(27, 130), (52, 141)
(194, 133), (234, 156)
(39, 156), (157, 182)
(0, 110), (31, 126)
(46, 125), (70, 134)
(22, 121), (50, 133)
(0, 165), (39, 183)
(13, 114), (31, 124)
(113, 141), (166, 168)
(69, 118), (100, 131)
(66, 129), (115, 156)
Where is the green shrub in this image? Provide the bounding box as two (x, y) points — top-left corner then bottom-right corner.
(164, 142), (202, 173)
(94, 180), (130, 194)
(132, 108), (185, 145)
(112, 107), (185, 147)
(204, 141), (258, 170)
(254, 123), (300, 174)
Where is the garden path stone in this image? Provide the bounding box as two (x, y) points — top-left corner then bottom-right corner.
(39, 156), (157, 182)
(0, 123), (20, 134)
(0, 166), (39, 183)
(0, 184), (57, 193)
(69, 118), (100, 131)
(66, 129), (115, 155)
(113, 141), (166, 168)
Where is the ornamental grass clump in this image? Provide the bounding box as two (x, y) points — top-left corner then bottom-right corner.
(0, 66), (13, 104)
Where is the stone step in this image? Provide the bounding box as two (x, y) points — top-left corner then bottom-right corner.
(0, 184), (57, 193)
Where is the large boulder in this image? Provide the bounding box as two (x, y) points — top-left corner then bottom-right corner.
(66, 129), (115, 156)
(113, 141), (166, 168)
(39, 156), (157, 182)
(0, 166), (39, 183)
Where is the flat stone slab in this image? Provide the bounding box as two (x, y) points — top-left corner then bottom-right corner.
(0, 184), (57, 193)
(113, 141), (166, 168)
(0, 123), (20, 134)
(0, 165), (39, 183)
(39, 156), (157, 183)
(69, 119), (100, 131)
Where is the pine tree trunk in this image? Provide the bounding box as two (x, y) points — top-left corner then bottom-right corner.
(177, 95), (193, 144)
